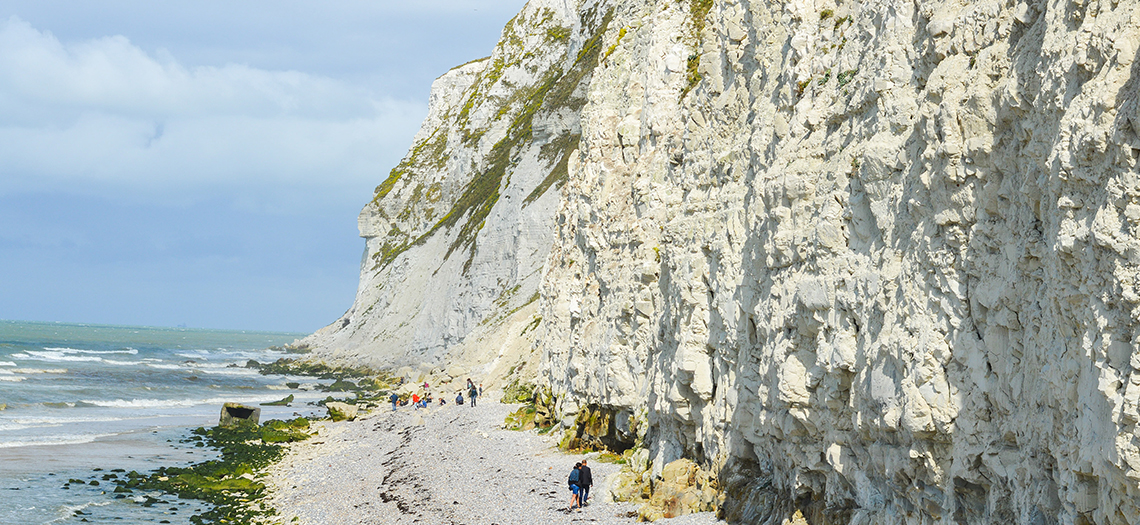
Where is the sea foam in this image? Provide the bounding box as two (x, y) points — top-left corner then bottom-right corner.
(0, 432), (121, 449)
(81, 395), (283, 409)
(18, 351), (102, 363)
(43, 347), (138, 355)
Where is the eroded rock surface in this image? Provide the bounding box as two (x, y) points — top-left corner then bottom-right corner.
(539, 0), (1140, 523)
(298, 0), (608, 381)
(308, 0), (1140, 522)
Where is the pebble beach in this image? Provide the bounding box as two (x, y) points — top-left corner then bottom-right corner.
(266, 396), (723, 525)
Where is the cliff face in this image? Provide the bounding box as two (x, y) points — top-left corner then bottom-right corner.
(310, 0), (1140, 522)
(299, 0), (609, 375)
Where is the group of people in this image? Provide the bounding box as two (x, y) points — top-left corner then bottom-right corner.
(567, 459), (593, 511)
(452, 378), (482, 407)
(388, 378), (483, 411)
(388, 380), (597, 514)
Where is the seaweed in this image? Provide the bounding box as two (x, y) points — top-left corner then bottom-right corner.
(254, 358), (390, 382)
(259, 394), (294, 406)
(110, 419), (312, 524)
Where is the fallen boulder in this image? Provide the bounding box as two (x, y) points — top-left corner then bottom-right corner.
(326, 401), (358, 422)
(219, 403), (260, 427)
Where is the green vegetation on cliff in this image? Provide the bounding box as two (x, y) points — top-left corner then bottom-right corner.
(369, 8), (614, 274)
(683, 0), (714, 96)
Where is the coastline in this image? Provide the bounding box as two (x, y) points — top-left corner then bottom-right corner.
(265, 395), (723, 524)
(0, 321), (311, 525)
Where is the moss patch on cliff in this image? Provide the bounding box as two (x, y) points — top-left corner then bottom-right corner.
(524, 133), (581, 206)
(401, 8), (613, 275)
(603, 26), (629, 62)
(689, 0), (714, 34)
(559, 403), (635, 453)
(366, 7), (611, 275)
(368, 129), (451, 270)
(503, 384), (556, 431)
(683, 0), (714, 97)
(371, 129), (449, 208)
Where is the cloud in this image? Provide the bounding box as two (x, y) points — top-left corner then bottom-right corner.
(0, 16), (427, 195)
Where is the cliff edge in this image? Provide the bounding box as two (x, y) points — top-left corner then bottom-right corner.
(306, 0), (1140, 522)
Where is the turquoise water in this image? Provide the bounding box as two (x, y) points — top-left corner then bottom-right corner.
(0, 320), (325, 524)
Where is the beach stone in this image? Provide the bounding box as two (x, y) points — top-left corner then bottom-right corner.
(660, 459), (697, 486)
(609, 470), (649, 503)
(326, 402), (358, 422)
(219, 403), (260, 427)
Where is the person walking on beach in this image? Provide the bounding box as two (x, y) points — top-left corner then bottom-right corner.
(578, 459), (593, 506)
(567, 462), (582, 510)
(579, 457), (597, 503)
(389, 392), (399, 411)
(468, 384), (478, 407)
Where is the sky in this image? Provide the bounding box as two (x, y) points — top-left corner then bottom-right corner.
(0, 0), (528, 333)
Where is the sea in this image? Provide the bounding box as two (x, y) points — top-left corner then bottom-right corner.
(0, 320), (331, 524)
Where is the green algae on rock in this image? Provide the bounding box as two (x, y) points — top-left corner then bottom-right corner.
(502, 383), (556, 432)
(260, 394), (294, 406)
(254, 358), (390, 382)
(110, 419), (312, 524)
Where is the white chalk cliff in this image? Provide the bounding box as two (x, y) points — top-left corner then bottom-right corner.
(304, 0), (1140, 522)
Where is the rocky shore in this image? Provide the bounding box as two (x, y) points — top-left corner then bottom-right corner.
(266, 395), (723, 524)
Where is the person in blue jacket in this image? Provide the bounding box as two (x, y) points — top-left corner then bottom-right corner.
(568, 462), (582, 510)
